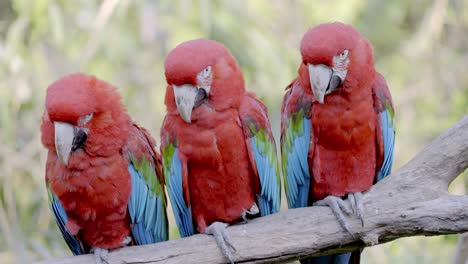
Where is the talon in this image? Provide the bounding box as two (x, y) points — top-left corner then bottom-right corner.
(349, 193), (357, 213)
(350, 192), (365, 227)
(313, 195), (355, 237)
(241, 203), (259, 222)
(93, 247), (109, 264)
(222, 228), (237, 252)
(206, 221), (236, 263)
(122, 236), (132, 246)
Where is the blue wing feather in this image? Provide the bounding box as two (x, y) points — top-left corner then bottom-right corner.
(48, 192), (86, 255)
(250, 136), (280, 216)
(375, 108), (395, 182)
(284, 116), (311, 208)
(164, 148), (195, 237)
(239, 95), (281, 217)
(127, 163), (167, 244)
(372, 73), (395, 183)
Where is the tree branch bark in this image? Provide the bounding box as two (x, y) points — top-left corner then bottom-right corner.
(36, 116), (468, 264)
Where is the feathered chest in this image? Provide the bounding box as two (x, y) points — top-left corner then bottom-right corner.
(311, 92), (376, 150)
(46, 151), (131, 218)
(174, 109), (244, 169)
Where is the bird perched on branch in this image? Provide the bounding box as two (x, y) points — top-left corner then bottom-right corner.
(281, 22), (395, 263)
(41, 73), (168, 264)
(161, 39), (281, 263)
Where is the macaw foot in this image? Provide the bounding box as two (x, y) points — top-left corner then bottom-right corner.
(92, 247), (109, 264)
(313, 192), (365, 237)
(313, 195), (354, 236)
(241, 203), (259, 222)
(122, 236), (132, 246)
(348, 192), (365, 227)
(205, 221), (237, 264)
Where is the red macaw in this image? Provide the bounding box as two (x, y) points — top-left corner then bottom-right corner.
(41, 73), (168, 264)
(281, 23), (395, 263)
(161, 39), (281, 263)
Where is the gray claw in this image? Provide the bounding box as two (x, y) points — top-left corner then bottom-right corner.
(93, 247), (109, 264)
(314, 195), (355, 238)
(122, 236), (132, 246)
(349, 192), (365, 227)
(314, 193), (366, 238)
(349, 193), (357, 212)
(241, 203), (259, 222)
(222, 228), (237, 253)
(206, 221), (236, 263)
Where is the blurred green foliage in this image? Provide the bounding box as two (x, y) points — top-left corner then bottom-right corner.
(0, 0), (466, 263)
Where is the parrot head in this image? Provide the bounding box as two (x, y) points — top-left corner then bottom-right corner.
(41, 73), (130, 167)
(300, 22), (375, 104)
(164, 39), (244, 123)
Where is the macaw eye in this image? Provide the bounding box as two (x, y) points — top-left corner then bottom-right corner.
(200, 66), (211, 78)
(78, 113), (93, 126)
(338, 50), (349, 59)
(197, 66), (213, 90)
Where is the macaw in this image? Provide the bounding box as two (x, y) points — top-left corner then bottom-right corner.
(41, 73), (168, 264)
(161, 39), (281, 263)
(281, 22), (395, 263)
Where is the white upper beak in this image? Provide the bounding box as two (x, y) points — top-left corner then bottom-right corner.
(54, 122), (75, 166)
(173, 84), (198, 123)
(308, 63), (333, 104)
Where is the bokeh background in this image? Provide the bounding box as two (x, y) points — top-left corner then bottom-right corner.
(0, 0), (467, 263)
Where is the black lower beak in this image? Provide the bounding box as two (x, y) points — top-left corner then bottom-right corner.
(72, 129), (88, 152)
(194, 88), (208, 108)
(326, 74), (343, 93)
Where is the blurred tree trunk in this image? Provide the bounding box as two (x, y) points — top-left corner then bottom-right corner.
(453, 232), (468, 264)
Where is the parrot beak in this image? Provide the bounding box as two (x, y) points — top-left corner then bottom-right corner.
(54, 122), (88, 166)
(308, 63), (343, 104)
(173, 84), (208, 123)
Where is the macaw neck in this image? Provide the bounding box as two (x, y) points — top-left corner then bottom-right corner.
(208, 73), (245, 111)
(318, 85), (372, 109)
(342, 64), (376, 94)
(84, 112), (132, 157)
(170, 107), (240, 133)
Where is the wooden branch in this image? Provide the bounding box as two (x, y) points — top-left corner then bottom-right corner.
(37, 116), (468, 264)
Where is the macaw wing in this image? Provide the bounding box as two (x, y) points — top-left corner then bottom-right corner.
(161, 117), (195, 237)
(46, 184), (89, 255)
(373, 73), (396, 182)
(281, 80), (313, 208)
(125, 125), (168, 244)
(240, 93), (281, 216)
